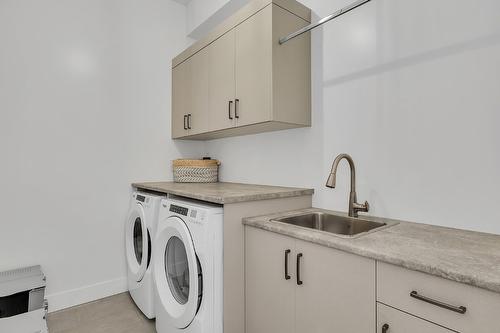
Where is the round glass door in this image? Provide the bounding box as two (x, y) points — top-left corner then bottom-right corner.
(154, 216), (201, 329)
(126, 204), (148, 282)
(133, 217), (143, 265)
(166, 236), (190, 304)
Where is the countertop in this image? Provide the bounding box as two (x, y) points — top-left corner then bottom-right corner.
(243, 208), (500, 294)
(132, 181), (314, 205)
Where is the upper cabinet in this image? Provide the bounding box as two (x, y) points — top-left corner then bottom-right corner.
(171, 0), (311, 140)
(233, 5), (273, 128)
(208, 30), (236, 132)
(172, 48), (209, 137)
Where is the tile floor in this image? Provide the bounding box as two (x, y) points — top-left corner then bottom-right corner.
(47, 293), (156, 333)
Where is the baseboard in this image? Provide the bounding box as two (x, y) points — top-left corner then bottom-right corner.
(46, 277), (128, 313)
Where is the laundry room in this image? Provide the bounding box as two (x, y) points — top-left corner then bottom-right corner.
(1, 0), (500, 332)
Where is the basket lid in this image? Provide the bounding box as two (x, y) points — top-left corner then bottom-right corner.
(173, 159), (220, 167)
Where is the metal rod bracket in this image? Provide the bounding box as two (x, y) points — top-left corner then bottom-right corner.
(279, 0), (373, 45)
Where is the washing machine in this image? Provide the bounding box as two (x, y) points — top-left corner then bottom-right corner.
(125, 191), (164, 319)
(154, 197), (223, 333)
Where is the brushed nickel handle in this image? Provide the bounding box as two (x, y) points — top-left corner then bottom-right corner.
(382, 323), (389, 333)
(187, 114), (192, 129)
(284, 249), (291, 280)
(296, 253), (303, 285)
(235, 98), (240, 118)
(183, 115), (188, 130)
(410, 291), (466, 314)
(228, 100), (233, 119)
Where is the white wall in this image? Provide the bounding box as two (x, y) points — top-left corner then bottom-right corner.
(186, 0), (249, 38)
(0, 0), (203, 311)
(1, 0), (499, 314)
(187, 0), (228, 35)
(201, 0), (500, 234)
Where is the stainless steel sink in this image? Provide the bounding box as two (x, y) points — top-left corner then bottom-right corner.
(272, 212), (388, 237)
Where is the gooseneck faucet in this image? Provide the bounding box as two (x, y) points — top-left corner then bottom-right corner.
(326, 154), (369, 217)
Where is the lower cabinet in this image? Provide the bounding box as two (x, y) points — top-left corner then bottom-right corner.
(245, 226), (294, 333)
(377, 303), (455, 333)
(245, 226), (375, 333)
(377, 262), (500, 333)
(245, 228), (500, 333)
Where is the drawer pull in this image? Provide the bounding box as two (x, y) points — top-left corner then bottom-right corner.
(410, 290), (467, 314)
(296, 253), (303, 285)
(382, 323), (389, 333)
(235, 98), (240, 118)
(228, 100), (233, 119)
(284, 249), (291, 280)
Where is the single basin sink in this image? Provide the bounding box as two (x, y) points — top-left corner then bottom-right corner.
(272, 212), (387, 237)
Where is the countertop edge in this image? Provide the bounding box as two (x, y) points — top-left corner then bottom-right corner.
(132, 182), (314, 205)
(243, 218), (500, 295)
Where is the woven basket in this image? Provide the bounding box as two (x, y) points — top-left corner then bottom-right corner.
(173, 159), (220, 183)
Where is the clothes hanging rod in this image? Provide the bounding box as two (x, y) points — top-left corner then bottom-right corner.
(279, 0), (373, 44)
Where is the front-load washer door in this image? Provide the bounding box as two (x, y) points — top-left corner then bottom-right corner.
(154, 216), (201, 329)
(126, 203), (149, 282)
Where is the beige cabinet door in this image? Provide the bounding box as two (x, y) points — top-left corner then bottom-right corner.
(294, 239), (376, 333)
(187, 48), (209, 135)
(234, 5), (272, 127)
(245, 227), (295, 333)
(377, 303), (456, 333)
(171, 60), (190, 138)
(208, 30), (236, 132)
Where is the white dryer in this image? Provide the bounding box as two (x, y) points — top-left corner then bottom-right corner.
(125, 191), (164, 319)
(154, 197), (223, 333)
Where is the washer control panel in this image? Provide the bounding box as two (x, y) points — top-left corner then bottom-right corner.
(169, 203), (207, 224)
(134, 193), (150, 207)
(169, 204), (188, 216)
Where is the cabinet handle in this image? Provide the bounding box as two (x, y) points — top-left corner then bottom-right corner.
(382, 323), (389, 333)
(284, 249), (291, 280)
(235, 98), (240, 118)
(183, 115), (188, 130)
(187, 114), (192, 129)
(410, 290), (467, 314)
(296, 253), (303, 285)
(228, 100), (233, 119)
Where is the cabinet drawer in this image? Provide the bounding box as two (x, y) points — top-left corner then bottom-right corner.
(377, 303), (455, 333)
(377, 262), (500, 332)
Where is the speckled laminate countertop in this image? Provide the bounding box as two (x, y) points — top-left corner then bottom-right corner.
(243, 208), (500, 294)
(132, 181), (314, 204)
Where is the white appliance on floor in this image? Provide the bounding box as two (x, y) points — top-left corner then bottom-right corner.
(0, 266), (48, 333)
(154, 197), (223, 333)
(125, 191), (164, 319)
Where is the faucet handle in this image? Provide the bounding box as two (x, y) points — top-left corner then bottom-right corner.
(353, 201), (369, 214)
